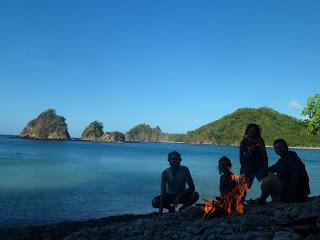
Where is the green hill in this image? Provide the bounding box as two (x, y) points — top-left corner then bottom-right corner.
(185, 107), (320, 147)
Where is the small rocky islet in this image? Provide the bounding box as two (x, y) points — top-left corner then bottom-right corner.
(1, 196), (320, 240)
(20, 109), (70, 140)
(80, 121), (125, 142)
(20, 110), (126, 143)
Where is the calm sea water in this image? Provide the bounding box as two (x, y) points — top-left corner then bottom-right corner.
(0, 135), (319, 227)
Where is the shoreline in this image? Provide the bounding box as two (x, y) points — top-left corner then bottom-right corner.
(1, 197), (319, 240)
(4, 135), (320, 150)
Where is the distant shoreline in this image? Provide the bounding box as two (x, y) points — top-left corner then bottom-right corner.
(3, 134), (320, 150)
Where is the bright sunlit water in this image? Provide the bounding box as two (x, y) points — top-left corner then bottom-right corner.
(0, 135), (319, 227)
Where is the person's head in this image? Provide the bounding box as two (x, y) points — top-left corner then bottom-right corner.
(244, 123), (261, 139)
(273, 139), (289, 157)
(218, 156), (232, 174)
(168, 151), (182, 168)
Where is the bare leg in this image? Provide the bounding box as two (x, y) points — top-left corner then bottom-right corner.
(179, 191), (199, 210)
(152, 195), (175, 212)
(260, 173), (283, 202)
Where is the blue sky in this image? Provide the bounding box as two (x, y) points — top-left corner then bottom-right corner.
(1, 0), (320, 137)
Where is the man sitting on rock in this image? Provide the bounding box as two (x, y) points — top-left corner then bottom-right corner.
(251, 139), (310, 205)
(152, 151), (199, 215)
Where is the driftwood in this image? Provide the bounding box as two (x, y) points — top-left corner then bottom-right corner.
(197, 197), (240, 219)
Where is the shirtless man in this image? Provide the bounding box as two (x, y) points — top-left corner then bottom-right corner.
(151, 151), (199, 215)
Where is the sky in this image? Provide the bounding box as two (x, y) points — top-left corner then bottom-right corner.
(1, 0), (320, 137)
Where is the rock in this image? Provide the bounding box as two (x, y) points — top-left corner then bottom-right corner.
(273, 231), (300, 240)
(2, 197), (320, 240)
(207, 233), (216, 240)
(192, 226), (205, 235)
(20, 109), (70, 140)
(243, 231), (266, 240)
(81, 121), (104, 141)
(100, 131), (125, 142)
(273, 209), (283, 218)
(305, 235), (320, 240)
(125, 124), (167, 142)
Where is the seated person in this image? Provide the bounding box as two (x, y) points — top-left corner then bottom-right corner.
(151, 151), (199, 214)
(219, 156), (238, 196)
(252, 139), (310, 204)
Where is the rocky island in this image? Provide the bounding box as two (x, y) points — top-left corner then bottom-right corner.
(81, 121), (125, 143)
(19, 107), (320, 147)
(1, 196), (319, 240)
(125, 124), (164, 142)
(125, 124), (185, 143)
(20, 109), (70, 140)
(100, 131), (125, 142)
(81, 121), (104, 141)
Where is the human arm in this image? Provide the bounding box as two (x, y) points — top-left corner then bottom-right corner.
(260, 139), (268, 169)
(159, 171), (167, 215)
(267, 161), (279, 173)
(239, 140), (245, 166)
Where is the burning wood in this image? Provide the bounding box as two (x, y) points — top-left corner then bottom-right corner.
(202, 174), (250, 218)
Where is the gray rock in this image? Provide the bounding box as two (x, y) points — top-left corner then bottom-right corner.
(305, 235), (320, 240)
(243, 231), (263, 240)
(273, 209), (283, 218)
(135, 218), (146, 226)
(192, 226), (205, 235)
(273, 231), (300, 240)
(207, 234), (216, 240)
(224, 234), (243, 240)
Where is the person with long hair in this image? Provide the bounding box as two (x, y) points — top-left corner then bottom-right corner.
(218, 156), (237, 196)
(240, 124), (268, 190)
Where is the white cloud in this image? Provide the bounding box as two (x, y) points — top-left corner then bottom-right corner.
(289, 100), (302, 110)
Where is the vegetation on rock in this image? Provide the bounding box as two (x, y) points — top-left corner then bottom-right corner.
(20, 106), (320, 147)
(81, 121), (104, 141)
(126, 124), (164, 141)
(100, 131), (125, 142)
(20, 109), (70, 140)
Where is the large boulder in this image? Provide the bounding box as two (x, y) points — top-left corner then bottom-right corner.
(20, 109), (70, 140)
(81, 121), (104, 141)
(100, 131), (125, 142)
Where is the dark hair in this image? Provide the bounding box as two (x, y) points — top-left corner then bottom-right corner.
(244, 123), (261, 138)
(218, 156), (232, 174)
(168, 151), (182, 161)
(273, 139), (288, 149)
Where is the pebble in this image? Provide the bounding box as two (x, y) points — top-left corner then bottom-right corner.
(2, 197), (320, 240)
(305, 236), (320, 240)
(273, 231), (300, 240)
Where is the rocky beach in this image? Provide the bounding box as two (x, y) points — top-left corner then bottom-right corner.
(1, 196), (320, 240)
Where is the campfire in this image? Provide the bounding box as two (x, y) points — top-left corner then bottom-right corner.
(202, 174), (250, 218)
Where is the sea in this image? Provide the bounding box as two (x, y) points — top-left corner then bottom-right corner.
(0, 135), (319, 227)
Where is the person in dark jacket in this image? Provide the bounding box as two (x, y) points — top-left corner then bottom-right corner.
(240, 124), (268, 189)
(252, 139), (310, 204)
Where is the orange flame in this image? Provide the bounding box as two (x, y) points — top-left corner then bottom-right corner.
(203, 174), (250, 216)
